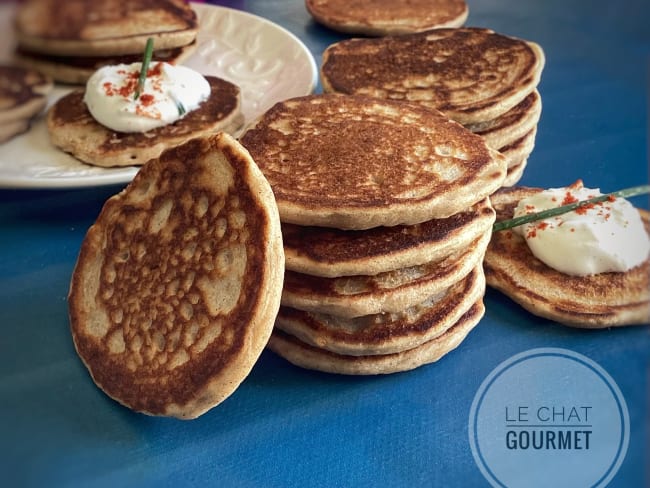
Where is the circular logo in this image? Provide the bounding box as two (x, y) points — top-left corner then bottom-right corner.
(469, 348), (629, 488)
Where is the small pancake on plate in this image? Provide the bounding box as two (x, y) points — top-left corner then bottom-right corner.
(282, 224), (491, 317)
(69, 133), (284, 418)
(305, 0), (468, 36)
(240, 94), (506, 230)
(0, 64), (52, 142)
(281, 197), (495, 277)
(47, 75), (244, 167)
(14, 43), (196, 85)
(485, 186), (650, 327)
(276, 265), (485, 356)
(321, 28), (545, 125)
(14, 0), (198, 56)
(268, 301), (484, 375)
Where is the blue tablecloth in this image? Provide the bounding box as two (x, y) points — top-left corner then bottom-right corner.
(1, 1), (648, 486)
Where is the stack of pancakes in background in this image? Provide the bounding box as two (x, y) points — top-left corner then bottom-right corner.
(240, 94), (507, 374)
(320, 27), (545, 186)
(0, 64), (52, 142)
(12, 0), (198, 84)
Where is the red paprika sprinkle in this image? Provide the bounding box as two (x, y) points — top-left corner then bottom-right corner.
(103, 81), (115, 96)
(562, 191), (579, 205)
(140, 94), (155, 106)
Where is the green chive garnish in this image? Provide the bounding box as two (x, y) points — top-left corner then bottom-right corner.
(134, 37), (154, 100)
(176, 101), (186, 116)
(492, 184), (650, 233)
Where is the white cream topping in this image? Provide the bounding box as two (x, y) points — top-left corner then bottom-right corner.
(83, 62), (210, 133)
(513, 183), (650, 276)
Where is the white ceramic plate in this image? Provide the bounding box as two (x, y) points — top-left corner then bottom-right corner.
(0, 2), (317, 189)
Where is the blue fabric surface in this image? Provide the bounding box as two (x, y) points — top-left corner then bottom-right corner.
(1, 1), (648, 486)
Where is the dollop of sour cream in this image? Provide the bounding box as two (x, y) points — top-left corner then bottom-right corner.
(513, 182), (650, 276)
(84, 61), (210, 133)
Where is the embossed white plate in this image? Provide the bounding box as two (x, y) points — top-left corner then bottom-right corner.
(0, 3), (317, 189)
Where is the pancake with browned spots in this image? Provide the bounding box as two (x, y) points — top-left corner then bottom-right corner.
(466, 90), (542, 151)
(240, 94), (506, 230)
(321, 28), (544, 126)
(68, 133), (284, 418)
(282, 228), (490, 317)
(485, 186), (650, 327)
(0, 64), (52, 142)
(268, 301), (484, 375)
(498, 127), (537, 170)
(276, 265), (484, 356)
(305, 0), (468, 36)
(501, 159), (528, 187)
(281, 197), (494, 277)
(47, 75), (243, 167)
(14, 0), (198, 56)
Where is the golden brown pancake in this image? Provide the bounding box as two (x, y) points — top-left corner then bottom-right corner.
(14, 43), (196, 85)
(501, 159), (528, 187)
(276, 265), (485, 356)
(0, 118), (31, 143)
(0, 64), (52, 125)
(498, 127), (537, 169)
(466, 90), (542, 151)
(305, 0), (468, 36)
(69, 133), (284, 418)
(321, 28), (545, 125)
(240, 94), (506, 230)
(282, 197), (495, 277)
(267, 301), (484, 375)
(282, 229), (490, 317)
(485, 186), (650, 327)
(47, 75), (243, 167)
(14, 0), (198, 56)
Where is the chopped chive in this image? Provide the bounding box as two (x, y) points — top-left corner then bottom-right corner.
(492, 184), (650, 233)
(134, 38), (154, 100)
(176, 101), (186, 116)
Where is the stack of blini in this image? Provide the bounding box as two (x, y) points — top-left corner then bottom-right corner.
(0, 65), (52, 142)
(320, 27), (545, 186)
(240, 94), (507, 374)
(12, 0), (199, 84)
